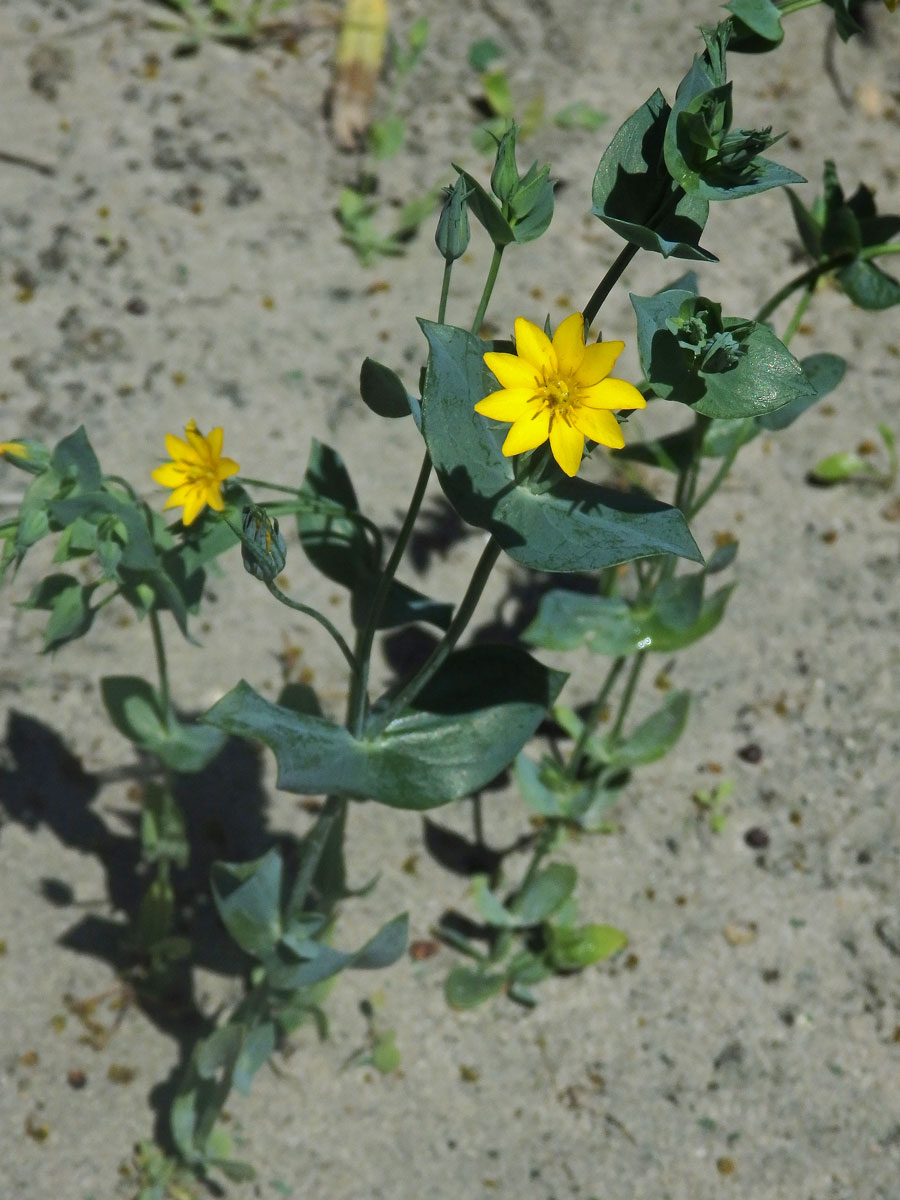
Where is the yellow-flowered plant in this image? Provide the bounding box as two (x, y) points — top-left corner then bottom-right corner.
(476, 314), (646, 477)
(151, 420), (240, 526)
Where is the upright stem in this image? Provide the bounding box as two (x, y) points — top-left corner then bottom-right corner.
(437, 260), (453, 325)
(566, 656), (627, 780)
(583, 242), (640, 328)
(471, 246), (504, 335)
(148, 609), (171, 718)
(367, 536), (503, 736)
(347, 450), (433, 736)
(610, 652), (647, 742)
(781, 283), (814, 348)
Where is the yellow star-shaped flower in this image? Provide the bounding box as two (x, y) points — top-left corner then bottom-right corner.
(475, 314), (646, 478)
(151, 420), (239, 526)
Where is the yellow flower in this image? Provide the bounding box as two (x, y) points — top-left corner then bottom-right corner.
(476, 314), (646, 478)
(0, 440), (30, 460)
(151, 420), (239, 525)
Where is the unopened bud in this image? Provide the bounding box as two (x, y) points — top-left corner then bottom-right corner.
(435, 175), (471, 263)
(241, 505), (286, 582)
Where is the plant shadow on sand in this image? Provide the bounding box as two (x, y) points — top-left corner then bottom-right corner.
(0, 708), (301, 1157)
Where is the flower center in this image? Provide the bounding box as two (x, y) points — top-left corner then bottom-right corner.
(544, 376), (573, 411)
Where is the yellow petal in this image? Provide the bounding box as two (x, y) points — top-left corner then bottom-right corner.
(151, 462), (189, 487)
(501, 407), (551, 456)
(475, 388), (541, 421)
(548, 417), (584, 477)
(551, 313), (586, 376)
(581, 378), (647, 411)
(575, 340), (624, 386)
(215, 456), (240, 481)
(164, 432), (199, 463)
(181, 487), (207, 526)
(483, 352), (541, 390)
(514, 317), (556, 377)
(206, 426), (225, 459)
(184, 423), (212, 462)
(163, 482), (196, 508)
(205, 486), (226, 512)
(571, 406), (625, 449)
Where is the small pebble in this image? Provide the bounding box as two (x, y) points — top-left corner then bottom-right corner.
(744, 827), (770, 849)
(738, 743), (763, 764)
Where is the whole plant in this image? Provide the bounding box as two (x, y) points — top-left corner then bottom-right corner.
(1, 0), (898, 1189)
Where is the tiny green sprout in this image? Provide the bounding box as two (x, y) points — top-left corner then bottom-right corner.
(810, 424), (898, 488)
(693, 779), (735, 833)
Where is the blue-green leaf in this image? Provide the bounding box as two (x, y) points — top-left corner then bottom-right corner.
(592, 89), (714, 260)
(606, 689), (690, 767)
(445, 966), (505, 1009)
(204, 645), (565, 810)
(211, 849), (283, 959)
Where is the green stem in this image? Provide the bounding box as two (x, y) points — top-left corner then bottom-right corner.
(346, 450), (433, 736)
(583, 186), (685, 327)
(565, 656), (627, 781)
(781, 282), (815, 347)
(471, 245), (504, 335)
(583, 241), (640, 328)
(264, 579), (357, 673)
(516, 822), (557, 898)
(754, 243), (900, 325)
(286, 794), (347, 918)
(367, 536), (503, 737)
(148, 609), (171, 718)
(610, 651), (647, 743)
(437, 259), (453, 325)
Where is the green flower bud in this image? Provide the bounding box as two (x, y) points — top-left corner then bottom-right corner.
(241, 505), (286, 582)
(435, 175), (471, 263)
(0, 438), (51, 475)
(490, 124), (520, 204)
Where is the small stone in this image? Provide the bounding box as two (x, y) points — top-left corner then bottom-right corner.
(738, 743), (763, 764)
(744, 827), (770, 849)
(723, 922), (757, 946)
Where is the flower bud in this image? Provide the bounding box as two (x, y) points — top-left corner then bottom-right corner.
(241, 505), (286, 582)
(435, 175), (471, 263)
(490, 125), (520, 204)
(0, 438), (51, 475)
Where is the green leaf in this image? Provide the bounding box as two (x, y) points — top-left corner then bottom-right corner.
(211, 849), (283, 959)
(632, 289), (814, 418)
(607, 690), (690, 767)
(265, 913), (408, 990)
(481, 69), (513, 118)
(204, 645), (565, 810)
(553, 101), (608, 131)
(370, 1030), (402, 1074)
(21, 573), (97, 651)
(837, 259), (900, 311)
(823, 0), (863, 41)
(298, 439), (376, 589)
(420, 321), (701, 571)
(368, 115), (406, 160)
(359, 357), (412, 418)
(232, 1021), (277, 1096)
(512, 863), (577, 925)
(471, 876), (516, 928)
(758, 352), (846, 430)
(592, 90), (714, 260)
(725, 0), (784, 45)
(548, 923), (627, 971)
(809, 451), (869, 483)
(50, 426), (102, 492)
(445, 966), (505, 1009)
(452, 167), (515, 248)
(785, 189), (822, 259)
(468, 37), (503, 71)
(100, 675), (227, 771)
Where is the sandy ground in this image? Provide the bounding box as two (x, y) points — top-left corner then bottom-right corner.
(1, 1), (899, 1197)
